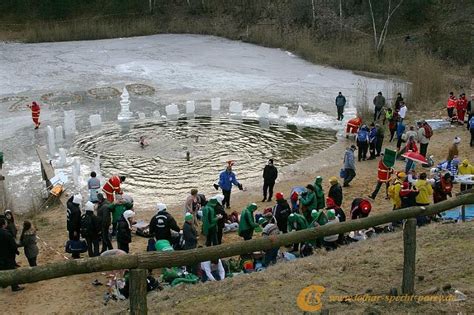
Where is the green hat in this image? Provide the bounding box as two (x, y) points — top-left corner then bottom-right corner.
(258, 217), (267, 225)
(155, 239), (174, 252)
(248, 203), (258, 212)
(184, 212), (193, 221)
(311, 209), (321, 221)
(327, 209), (336, 220)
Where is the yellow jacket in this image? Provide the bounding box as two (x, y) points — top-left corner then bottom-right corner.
(389, 180), (403, 209)
(415, 179), (433, 205)
(458, 162), (474, 175)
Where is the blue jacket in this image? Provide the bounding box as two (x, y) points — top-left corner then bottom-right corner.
(469, 117), (474, 129)
(218, 170), (240, 191)
(344, 148), (356, 170)
(369, 127), (377, 143)
(357, 128), (369, 143)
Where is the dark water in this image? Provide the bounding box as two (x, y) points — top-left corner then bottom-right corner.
(73, 117), (336, 207)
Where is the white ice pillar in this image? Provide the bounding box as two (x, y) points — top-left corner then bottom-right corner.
(64, 110), (76, 136)
(186, 100), (196, 114)
(47, 125), (56, 157)
(89, 114), (102, 128)
(211, 98), (221, 111)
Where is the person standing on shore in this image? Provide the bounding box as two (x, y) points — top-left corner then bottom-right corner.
(398, 102), (407, 123)
(469, 115), (474, 147)
(368, 155), (393, 200)
(217, 162), (243, 209)
(328, 177), (343, 206)
(456, 93), (468, 124)
(88, 171), (101, 203)
(447, 92), (457, 119)
(262, 159), (278, 202)
(335, 92), (346, 121)
(96, 193), (113, 253)
(375, 123), (385, 157)
(394, 92), (403, 111)
(373, 92), (386, 121)
(346, 115), (362, 138)
(417, 121), (431, 157)
(356, 125), (369, 161)
(102, 175), (126, 203)
(27, 101), (41, 129)
(343, 145), (357, 187)
(66, 194), (82, 259)
(0, 217), (24, 291)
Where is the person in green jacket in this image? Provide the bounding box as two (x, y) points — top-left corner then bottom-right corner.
(313, 176), (325, 211)
(238, 203), (259, 240)
(287, 213), (308, 252)
(309, 209), (328, 248)
(109, 195), (133, 237)
(299, 184), (318, 222)
(201, 199), (221, 246)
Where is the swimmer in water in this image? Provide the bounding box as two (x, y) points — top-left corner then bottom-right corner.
(139, 136), (149, 148)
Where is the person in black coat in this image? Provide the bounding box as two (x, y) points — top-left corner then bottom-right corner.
(116, 210), (136, 253)
(67, 194), (82, 258)
(149, 203), (180, 242)
(211, 195), (227, 244)
(4, 210), (17, 239)
(273, 192), (291, 233)
(96, 193), (113, 253)
(0, 217), (23, 291)
(328, 177), (343, 207)
(262, 159), (278, 202)
(81, 202), (101, 257)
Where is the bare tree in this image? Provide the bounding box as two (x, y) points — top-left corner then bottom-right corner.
(368, 0), (404, 56)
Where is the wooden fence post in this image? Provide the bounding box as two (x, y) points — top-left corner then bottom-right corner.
(402, 218), (417, 295)
(129, 269), (148, 315)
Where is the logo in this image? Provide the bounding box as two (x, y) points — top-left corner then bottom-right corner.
(297, 285), (326, 312)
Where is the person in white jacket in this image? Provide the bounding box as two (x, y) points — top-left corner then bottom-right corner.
(201, 259), (225, 282)
(398, 102), (407, 122)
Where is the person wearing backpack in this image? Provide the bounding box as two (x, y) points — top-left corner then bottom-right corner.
(81, 201), (101, 257)
(417, 121), (431, 157)
(356, 125), (369, 161)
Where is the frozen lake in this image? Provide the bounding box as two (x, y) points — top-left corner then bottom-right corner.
(0, 34), (407, 212)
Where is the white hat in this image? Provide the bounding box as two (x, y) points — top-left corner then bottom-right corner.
(156, 203), (167, 213)
(123, 210), (135, 220)
(212, 194), (225, 206)
(84, 201), (95, 212)
(73, 194), (82, 205)
(453, 136), (461, 144)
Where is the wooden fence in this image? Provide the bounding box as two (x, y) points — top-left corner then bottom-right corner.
(1, 193), (473, 314)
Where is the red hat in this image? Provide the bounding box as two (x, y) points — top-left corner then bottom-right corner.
(32, 101), (38, 106)
(326, 197), (336, 209)
(275, 192), (284, 200)
(263, 207), (273, 215)
(360, 199), (372, 214)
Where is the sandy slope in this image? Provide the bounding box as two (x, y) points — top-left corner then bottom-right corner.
(0, 122), (472, 314)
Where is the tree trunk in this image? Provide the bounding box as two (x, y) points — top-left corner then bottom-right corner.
(0, 194), (473, 288)
(129, 269), (148, 315)
(401, 218), (416, 295)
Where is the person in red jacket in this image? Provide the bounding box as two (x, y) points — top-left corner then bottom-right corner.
(102, 175), (126, 202)
(368, 155), (393, 200)
(447, 92), (457, 119)
(456, 93), (468, 124)
(27, 101), (41, 129)
(346, 116), (362, 138)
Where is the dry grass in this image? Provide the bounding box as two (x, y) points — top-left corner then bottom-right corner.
(133, 222), (474, 314)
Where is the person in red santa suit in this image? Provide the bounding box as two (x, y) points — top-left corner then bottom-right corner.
(102, 175), (126, 202)
(345, 115), (362, 138)
(456, 93), (468, 124)
(27, 101), (41, 129)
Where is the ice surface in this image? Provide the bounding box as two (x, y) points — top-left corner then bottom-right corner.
(229, 101), (243, 114)
(257, 103), (271, 118)
(89, 114), (102, 127)
(55, 126), (64, 143)
(296, 105), (308, 118)
(92, 155), (102, 179)
(47, 125), (56, 157)
(186, 101), (196, 114)
(64, 110), (76, 136)
(211, 98), (221, 111)
(278, 106), (289, 117)
(166, 103), (179, 117)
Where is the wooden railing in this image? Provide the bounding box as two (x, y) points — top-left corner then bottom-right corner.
(1, 193), (473, 314)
